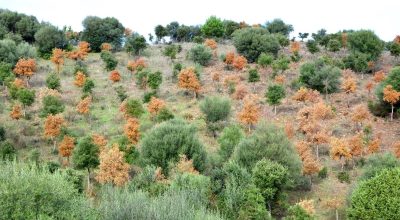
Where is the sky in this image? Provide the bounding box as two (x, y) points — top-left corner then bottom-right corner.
(1, 0), (399, 41)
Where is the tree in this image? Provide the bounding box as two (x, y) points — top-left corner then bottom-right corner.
(266, 84), (285, 115)
(68, 41), (90, 61)
(233, 55), (247, 70)
(100, 42), (112, 51)
(125, 99), (145, 118)
(41, 95), (65, 117)
(387, 41), (400, 59)
(238, 184), (271, 220)
(330, 137), (352, 171)
(124, 117), (140, 144)
(200, 96), (231, 123)
(225, 51), (235, 65)
(298, 32), (309, 41)
(154, 25), (167, 42)
(248, 68), (260, 83)
(72, 136), (100, 187)
(265, 19), (293, 36)
(51, 48), (64, 74)
(286, 200), (315, 220)
(306, 40), (320, 54)
(34, 25), (67, 57)
(302, 155), (321, 186)
(341, 75), (357, 107)
(271, 56), (290, 75)
(74, 71), (86, 87)
(148, 71), (162, 90)
(343, 52), (369, 75)
(233, 28), (280, 62)
(10, 103), (22, 120)
(109, 70), (121, 82)
(59, 135), (75, 163)
(218, 124), (244, 161)
(16, 88), (35, 115)
(125, 33), (147, 56)
(348, 30), (384, 61)
(127, 58), (147, 74)
(92, 133), (108, 152)
(44, 114), (65, 152)
(188, 44), (212, 66)
(383, 85), (400, 121)
(204, 38), (217, 50)
(178, 67), (201, 97)
(13, 58), (36, 86)
(0, 39), (36, 66)
(257, 53), (274, 68)
(347, 168), (400, 219)
(76, 96), (91, 115)
(141, 119), (206, 175)
(327, 39), (341, 52)
(373, 70), (385, 83)
(100, 51), (118, 71)
(252, 158), (289, 212)
(46, 73), (61, 90)
(147, 97), (166, 117)
(96, 143), (130, 187)
(81, 16), (125, 52)
(351, 104), (370, 130)
(237, 96), (260, 131)
(201, 16), (224, 38)
(166, 21), (180, 41)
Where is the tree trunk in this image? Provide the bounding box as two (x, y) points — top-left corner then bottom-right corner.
(391, 104), (394, 121)
(53, 139), (57, 153)
(335, 209), (339, 220)
(316, 145), (319, 160)
(274, 105), (277, 115)
(87, 168), (91, 189)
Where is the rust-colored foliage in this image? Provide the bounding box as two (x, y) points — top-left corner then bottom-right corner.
(175, 154), (199, 175)
(44, 114), (65, 139)
(237, 95), (260, 130)
(290, 41), (300, 53)
(330, 137), (352, 161)
(225, 52), (235, 65)
(74, 71), (86, 87)
(78, 41), (90, 55)
(323, 198), (342, 211)
(274, 75), (286, 85)
(10, 104), (22, 120)
(127, 58), (147, 74)
(367, 138), (381, 154)
(147, 97), (166, 116)
(124, 118), (140, 144)
(341, 76), (357, 94)
(51, 48), (64, 73)
(178, 67), (201, 95)
(96, 143), (130, 187)
(302, 155), (320, 176)
(211, 71), (220, 82)
(154, 167), (167, 183)
(367, 61), (375, 71)
(13, 58), (36, 80)
(13, 78), (25, 88)
(233, 83), (249, 100)
(109, 70), (121, 82)
(239, 21), (249, 28)
(223, 74), (241, 89)
(59, 135), (75, 159)
(311, 102), (334, 120)
(77, 96), (92, 115)
(394, 141), (400, 158)
(383, 85), (400, 105)
(295, 141), (312, 161)
(232, 55), (247, 70)
(351, 104), (370, 124)
(285, 121), (295, 139)
(68, 41), (90, 60)
(341, 33), (348, 48)
(365, 81), (374, 94)
(119, 100), (128, 119)
(297, 200), (315, 216)
(92, 133), (108, 152)
(348, 133), (364, 157)
(373, 70), (385, 83)
(204, 39), (217, 50)
(101, 43), (112, 51)
(292, 87), (322, 103)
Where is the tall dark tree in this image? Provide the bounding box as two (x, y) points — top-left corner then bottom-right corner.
(265, 19), (293, 37)
(154, 25), (167, 42)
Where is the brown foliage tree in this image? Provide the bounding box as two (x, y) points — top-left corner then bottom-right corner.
(237, 95), (260, 131)
(74, 71), (86, 87)
(373, 70), (385, 83)
(127, 58), (147, 74)
(351, 104), (370, 130)
(44, 114), (65, 151)
(323, 198), (342, 220)
(101, 43), (112, 51)
(178, 67), (201, 97)
(204, 39), (217, 50)
(365, 81), (374, 95)
(59, 135), (75, 162)
(10, 104), (22, 120)
(297, 200), (315, 217)
(13, 58), (36, 86)
(124, 118), (140, 144)
(51, 48), (64, 74)
(274, 75), (286, 85)
(13, 78), (25, 88)
(225, 52), (235, 65)
(78, 41), (90, 55)
(383, 85), (400, 121)
(290, 41), (300, 53)
(330, 137), (352, 171)
(77, 96), (92, 115)
(124, 28), (132, 37)
(233, 83), (249, 100)
(92, 133), (108, 152)
(295, 141), (312, 161)
(367, 137), (381, 154)
(347, 133), (364, 157)
(68, 41), (90, 61)
(341, 33), (348, 48)
(302, 155), (320, 186)
(147, 97), (166, 116)
(109, 70), (121, 82)
(232, 55), (247, 70)
(96, 143), (130, 187)
(174, 154), (199, 175)
(342, 76), (357, 107)
(292, 87), (322, 103)
(284, 121), (295, 139)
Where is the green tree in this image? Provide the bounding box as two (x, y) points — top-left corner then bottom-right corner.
(81, 16), (125, 52)
(17, 88), (35, 116)
(327, 39), (341, 52)
(100, 51), (118, 71)
(343, 52), (369, 74)
(299, 59), (341, 94)
(265, 84), (285, 114)
(347, 168), (400, 219)
(306, 40), (320, 54)
(348, 30), (384, 61)
(188, 44), (212, 66)
(387, 41), (400, 59)
(0, 141), (16, 161)
(154, 25), (168, 42)
(141, 119), (206, 175)
(248, 68), (260, 83)
(272, 56), (290, 75)
(199, 96), (231, 123)
(82, 79), (95, 94)
(218, 124), (244, 161)
(361, 153), (400, 180)
(233, 28), (280, 62)
(285, 204), (314, 220)
(257, 53), (274, 68)
(252, 158), (289, 212)
(34, 25), (68, 58)
(126, 99), (145, 118)
(0, 39), (36, 66)
(166, 21), (180, 41)
(72, 136), (100, 187)
(238, 184), (271, 220)
(40, 95), (65, 117)
(298, 32), (309, 42)
(125, 33), (147, 55)
(223, 20), (240, 39)
(148, 71), (163, 90)
(265, 19), (293, 36)
(201, 16), (224, 38)
(46, 73), (60, 90)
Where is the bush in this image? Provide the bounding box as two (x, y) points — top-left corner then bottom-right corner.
(343, 52), (368, 73)
(223, 20), (240, 39)
(34, 25), (67, 58)
(74, 60), (88, 76)
(327, 39), (341, 52)
(199, 96), (231, 123)
(156, 108), (175, 122)
(265, 84), (286, 107)
(306, 40), (320, 54)
(272, 55), (290, 74)
(148, 71), (162, 90)
(141, 119), (206, 175)
(299, 59), (341, 93)
(0, 141), (16, 161)
(238, 184), (271, 220)
(248, 68), (260, 83)
(125, 33), (147, 55)
(100, 51), (118, 71)
(233, 28), (280, 62)
(81, 16), (124, 52)
(0, 39), (36, 66)
(40, 95), (65, 117)
(0, 62), (13, 85)
(114, 85), (127, 102)
(274, 33), (290, 48)
(234, 123), (302, 183)
(171, 173), (211, 204)
(82, 79), (95, 94)
(201, 16), (224, 38)
(163, 44), (180, 59)
(125, 98), (145, 118)
(188, 44), (212, 66)
(218, 125), (244, 161)
(348, 30), (384, 61)
(265, 19), (293, 36)
(347, 168), (400, 219)
(46, 73), (60, 90)
(172, 62), (183, 78)
(143, 91), (157, 103)
(285, 204), (314, 220)
(361, 153), (400, 180)
(16, 88), (35, 107)
(337, 171), (350, 183)
(0, 161), (96, 219)
(257, 53), (274, 67)
(318, 166), (328, 179)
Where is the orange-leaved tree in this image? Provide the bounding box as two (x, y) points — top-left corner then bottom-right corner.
(78, 41), (90, 56)
(10, 104), (22, 120)
(237, 95), (260, 132)
(127, 58), (147, 74)
(351, 104), (370, 131)
(58, 135), (75, 163)
(204, 39), (217, 50)
(232, 55), (247, 70)
(77, 96), (92, 115)
(51, 48), (64, 74)
(178, 67), (201, 98)
(74, 71), (86, 87)
(341, 32), (348, 48)
(383, 85), (400, 121)
(147, 97), (166, 117)
(124, 117), (140, 144)
(44, 114), (65, 152)
(225, 52), (235, 65)
(109, 70), (121, 82)
(330, 137), (352, 171)
(101, 43), (112, 51)
(92, 133), (108, 152)
(367, 137), (381, 154)
(233, 83), (249, 100)
(302, 154), (320, 187)
(373, 70), (385, 83)
(365, 81), (374, 96)
(290, 41), (300, 53)
(96, 143), (130, 187)
(347, 133), (364, 158)
(13, 78), (25, 88)
(13, 58), (36, 87)
(341, 75), (357, 107)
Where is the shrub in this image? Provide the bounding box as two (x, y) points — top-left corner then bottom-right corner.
(199, 96), (231, 123)
(348, 30), (384, 61)
(141, 119), (206, 175)
(82, 79), (95, 94)
(233, 28), (280, 62)
(318, 166), (328, 179)
(337, 171), (350, 183)
(306, 40), (320, 54)
(361, 153), (400, 180)
(327, 39), (341, 52)
(201, 16), (224, 38)
(343, 52), (368, 73)
(16, 88), (35, 107)
(265, 84), (286, 108)
(257, 53), (274, 67)
(148, 71), (162, 90)
(265, 19), (293, 36)
(74, 60), (88, 76)
(218, 125), (244, 161)
(81, 16), (124, 52)
(171, 173), (211, 204)
(274, 33), (290, 48)
(0, 39), (36, 66)
(223, 20), (240, 38)
(299, 59), (341, 93)
(248, 68), (260, 83)
(238, 184), (271, 220)
(347, 168), (400, 219)
(125, 99), (145, 118)
(285, 204), (314, 220)
(0, 141), (16, 161)
(155, 108), (175, 122)
(100, 51), (118, 71)
(271, 56), (290, 74)
(188, 44), (212, 66)
(34, 25), (68, 58)
(46, 73), (60, 90)
(125, 33), (147, 55)
(172, 62), (183, 78)
(0, 161), (95, 219)
(40, 95), (65, 117)
(143, 91), (157, 103)
(0, 62), (13, 85)
(114, 85), (127, 102)
(0, 126), (5, 142)
(163, 44), (180, 59)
